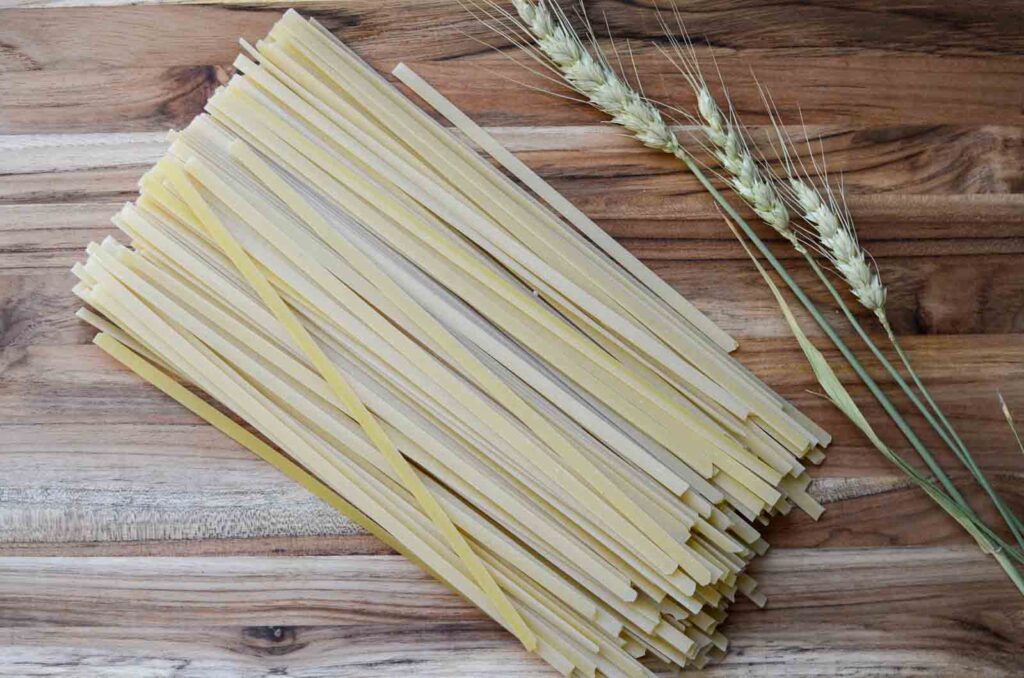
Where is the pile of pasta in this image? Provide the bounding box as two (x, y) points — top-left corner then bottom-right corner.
(73, 11), (827, 675)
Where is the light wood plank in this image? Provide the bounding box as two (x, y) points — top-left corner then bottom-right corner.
(0, 549), (1018, 677)
(0, 422), (364, 547)
(5, 126), (1024, 202)
(0, 624), (557, 678)
(2, 338), (1022, 555)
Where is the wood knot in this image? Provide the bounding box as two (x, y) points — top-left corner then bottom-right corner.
(240, 626), (307, 656)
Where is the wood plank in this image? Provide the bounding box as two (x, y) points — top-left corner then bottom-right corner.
(0, 65), (229, 133)
(411, 51), (1024, 125)
(5, 125), (1023, 204)
(5, 320), (1024, 442)
(2, 53), (1020, 132)
(0, 422), (366, 547)
(2, 1), (1023, 62)
(7, 245), (1023, 349)
(4, 334), (1024, 425)
(0, 624), (556, 678)
(1, 3), (1022, 133)
(5, 198), (1023, 266)
(513, 124), (1024, 197)
(2, 337), (1023, 554)
(780, 478), (1024, 550)
(0, 133), (166, 174)
(0, 6), (280, 70)
(2, 436), (1021, 554)
(0, 272), (101, 345)
(0, 556), (482, 625)
(0, 549), (1019, 677)
(645, 253), (1024, 338)
(0, 535), (394, 557)
(2, 549), (1018, 625)
(0, 203), (121, 270)
(599, 0), (1024, 56)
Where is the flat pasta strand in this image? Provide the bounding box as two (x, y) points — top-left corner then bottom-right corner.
(73, 11), (828, 676)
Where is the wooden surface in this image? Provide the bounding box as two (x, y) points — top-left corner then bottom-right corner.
(1, 1), (1023, 675)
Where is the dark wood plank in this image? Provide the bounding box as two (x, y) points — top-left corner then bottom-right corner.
(0, 556), (482, 626)
(0, 272), (99, 345)
(0, 66), (230, 133)
(0, 6), (280, 70)
(2, 53), (1020, 133)
(2, 1), (1023, 69)
(599, 0), (1024, 56)
(411, 51), (1024, 127)
(1, 4), (1022, 132)
(777, 479), (1024, 549)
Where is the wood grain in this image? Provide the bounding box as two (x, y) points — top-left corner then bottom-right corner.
(1, 1), (1023, 675)
(4, 131), (1023, 339)
(2, 55), (1021, 133)
(0, 4), (1022, 132)
(6, 126), (1024, 202)
(0, 624), (558, 678)
(0, 549), (1019, 677)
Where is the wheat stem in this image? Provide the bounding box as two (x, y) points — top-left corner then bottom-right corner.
(884, 327), (1024, 545)
(703, 165), (1024, 562)
(1004, 395), (1024, 457)
(500, 0), (1024, 575)
(709, 165), (1024, 565)
(798, 253), (966, 504)
(664, 11), (1024, 548)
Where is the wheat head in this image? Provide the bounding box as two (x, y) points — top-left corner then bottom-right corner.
(511, 0), (886, 318)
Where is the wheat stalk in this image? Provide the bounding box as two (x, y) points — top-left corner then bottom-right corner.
(658, 38), (887, 319)
(788, 179), (886, 314)
(513, 0), (678, 153)
(515, 0), (887, 318)
(492, 0), (1024, 590)
(696, 12), (1022, 548)
(654, 10), (1024, 548)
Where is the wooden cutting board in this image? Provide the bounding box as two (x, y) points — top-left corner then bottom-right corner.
(1, 1), (1022, 675)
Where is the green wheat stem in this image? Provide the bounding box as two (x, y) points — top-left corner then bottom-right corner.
(681, 153), (1024, 563)
(810, 252), (1024, 550)
(884, 328), (1024, 542)
(728, 208), (1024, 590)
(869, 432), (1024, 595)
(501, 0), (1024, 585)
(683, 153), (962, 497)
(798, 253), (968, 504)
